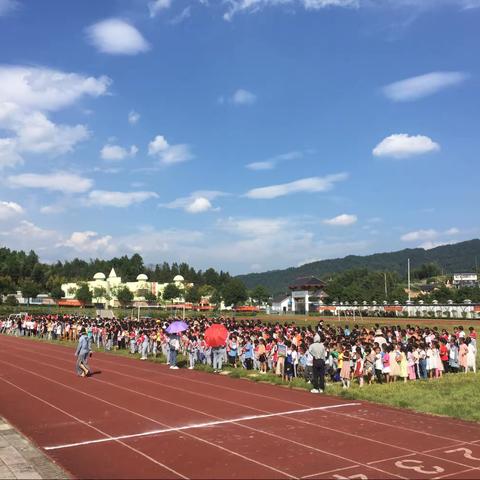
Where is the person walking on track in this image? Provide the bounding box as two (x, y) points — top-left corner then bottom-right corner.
(75, 328), (92, 377)
(309, 334), (326, 394)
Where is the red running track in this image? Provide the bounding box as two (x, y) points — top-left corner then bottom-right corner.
(0, 335), (479, 479)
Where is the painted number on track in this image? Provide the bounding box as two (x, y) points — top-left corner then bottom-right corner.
(333, 475), (368, 480)
(445, 448), (480, 461)
(395, 459), (444, 475)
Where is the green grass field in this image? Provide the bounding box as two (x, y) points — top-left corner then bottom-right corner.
(4, 332), (479, 423)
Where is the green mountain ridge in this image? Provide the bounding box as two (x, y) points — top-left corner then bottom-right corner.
(236, 239), (480, 294)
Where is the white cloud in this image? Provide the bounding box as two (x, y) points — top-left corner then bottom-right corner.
(0, 138), (22, 169)
(373, 134), (440, 159)
(223, 0), (357, 20)
(0, 201), (23, 220)
(0, 0), (19, 16)
(0, 220), (63, 256)
(246, 161), (275, 171)
(462, 0), (480, 8)
(245, 173), (348, 199)
(40, 204), (65, 215)
(100, 144), (138, 161)
(219, 217), (289, 236)
(0, 66), (110, 167)
(202, 216), (371, 273)
(383, 72), (468, 102)
(148, 0), (172, 17)
(148, 134), (194, 165)
(1, 220), (57, 243)
(222, 0), (477, 21)
(8, 109), (90, 156)
(401, 229), (438, 242)
(128, 110), (140, 125)
(8, 172), (93, 194)
(231, 89), (257, 105)
(86, 19), (150, 55)
(401, 226), (462, 248)
(419, 241), (446, 250)
(170, 6), (192, 24)
(324, 213), (357, 226)
(246, 150), (303, 170)
(162, 190), (224, 213)
(303, 0), (357, 10)
(60, 231), (114, 253)
(0, 65), (110, 111)
(185, 197), (212, 213)
(87, 190), (158, 207)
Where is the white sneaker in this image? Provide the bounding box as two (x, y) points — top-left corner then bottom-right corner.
(170, 365), (179, 370)
(188, 366), (194, 370)
(310, 389), (319, 394)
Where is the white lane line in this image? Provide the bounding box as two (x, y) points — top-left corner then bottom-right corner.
(0, 376), (188, 479)
(45, 403), (360, 451)
(0, 359), (296, 480)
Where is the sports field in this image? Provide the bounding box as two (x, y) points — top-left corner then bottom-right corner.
(1, 334), (479, 479)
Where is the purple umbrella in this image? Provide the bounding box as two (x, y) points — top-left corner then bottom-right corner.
(166, 320), (188, 334)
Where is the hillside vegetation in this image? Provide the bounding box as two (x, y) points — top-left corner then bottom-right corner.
(236, 239), (480, 294)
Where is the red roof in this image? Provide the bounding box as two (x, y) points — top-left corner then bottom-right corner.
(57, 299), (84, 307)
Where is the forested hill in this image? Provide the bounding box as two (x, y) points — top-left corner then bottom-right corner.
(236, 239), (480, 294)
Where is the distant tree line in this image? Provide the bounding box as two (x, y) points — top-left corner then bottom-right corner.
(2, 247), (477, 308)
(323, 268), (408, 304)
(0, 247), (274, 308)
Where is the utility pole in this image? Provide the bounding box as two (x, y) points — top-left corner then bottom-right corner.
(407, 258), (411, 302)
(384, 272), (388, 301)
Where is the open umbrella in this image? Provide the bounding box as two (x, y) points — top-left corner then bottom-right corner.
(204, 323), (229, 347)
(166, 320), (188, 334)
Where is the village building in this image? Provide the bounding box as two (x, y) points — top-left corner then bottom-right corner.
(271, 276), (328, 314)
(61, 270), (190, 308)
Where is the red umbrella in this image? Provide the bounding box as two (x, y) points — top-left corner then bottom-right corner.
(204, 324), (229, 348)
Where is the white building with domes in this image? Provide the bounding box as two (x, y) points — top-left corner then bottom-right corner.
(61, 269), (191, 307)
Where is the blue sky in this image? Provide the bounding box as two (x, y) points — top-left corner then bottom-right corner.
(0, 0), (479, 274)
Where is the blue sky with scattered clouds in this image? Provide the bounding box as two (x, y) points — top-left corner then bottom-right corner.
(0, 0), (478, 273)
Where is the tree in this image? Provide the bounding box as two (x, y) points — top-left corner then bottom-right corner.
(210, 289), (223, 309)
(222, 279), (248, 307)
(324, 269), (405, 304)
(0, 276), (16, 296)
(5, 295), (18, 306)
(163, 283), (181, 303)
(50, 286), (64, 301)
(198, 284), (215, 297)
(93, 287), (107, 303)
(204, 268), (220, 288)
(144, 291), (157, 305)
(413, 263), (441, 280)
(21, 280), (41, 305)
(117, 287), (134, 306)
(185, 286), (201, 304)
(250, 285), (270, 305)
(75, 283), (92, 305)
(31, 263), (47, 286)
(46, 275), (67, 294)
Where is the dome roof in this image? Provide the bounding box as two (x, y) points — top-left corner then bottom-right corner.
(136, 274), (148, 281)
(173, 275), (184, 282)
(93, 272), (106, 280)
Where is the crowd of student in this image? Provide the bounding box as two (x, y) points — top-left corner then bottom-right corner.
(0, 314), (477, 389)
